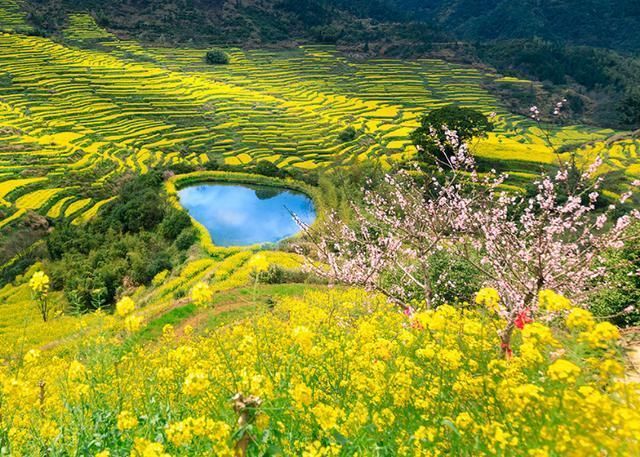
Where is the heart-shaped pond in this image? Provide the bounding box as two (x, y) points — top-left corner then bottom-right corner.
(177, 183), (316, 246)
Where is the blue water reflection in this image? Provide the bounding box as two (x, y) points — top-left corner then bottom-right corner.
(177, 183), (316, 246)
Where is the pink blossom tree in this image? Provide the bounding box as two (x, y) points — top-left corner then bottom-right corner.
(297, 134), (489, 309)
(298, 103), (639, 352)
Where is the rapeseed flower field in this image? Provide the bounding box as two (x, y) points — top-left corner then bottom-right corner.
(1, 288), (638, 455)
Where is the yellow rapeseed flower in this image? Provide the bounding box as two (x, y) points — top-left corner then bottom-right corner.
(191, 282), (213, 307)
(182, 370), (210, 396)
(565, 308), (595, 331)
(117, 410), (138, 431)
(538, 290), (572, 312)
(39, 420), (59, 442)
(547, 359), (581, 384)
(131, 438), (171, 457)
(290, 382), (312, 408)
(292, 326), (314, 352)
(249, 253), (270, 273)
(579, 322), (620, 350)
(475, 288), (501, 313)
(115, 296), (135, 317)
(29, 271), (50, 295)
(124, 314), (144, 333)
(311, 403), (343, 432)
(455, 412), (474, 430)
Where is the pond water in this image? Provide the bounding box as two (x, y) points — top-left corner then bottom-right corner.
(177, 183), (316, 246)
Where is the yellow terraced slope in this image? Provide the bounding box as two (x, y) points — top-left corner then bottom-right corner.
(0, 11), (630, 233)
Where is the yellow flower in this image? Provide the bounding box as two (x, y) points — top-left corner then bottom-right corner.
(191, 282), (213, 307)
(116, 296), (135, 317)
(24, 348), (41, 364)
(565, 308), (595, 331)
(249, 253), (270, 273)
(117, 410), (139, 431)
(39, 420), (59, 442)
(166, 420), (193, 446)
(95, 451), (110, 457)
(439, 348), (463, 370)
(579, 322), (620, 350)
(521, 323), (558, 347)
(290, 382), (312, 408)
(68, 360), (86, 382)
(131, 438), (171, 457)
(29, 271), (50, 295)
(162, 324), (175, 339)
(373, 408), (395, 431)
(538, 290), (572, 312)
(124, 314), (144, 333)
(292, 326), (314, 352)
(312, 403), (343, 432)
(183, 370), (210, 396)
(475, 288), (501, 312)
(152, 269), (169, 286)
(455, 412), (473, 430)
(547, 359), (581, 384)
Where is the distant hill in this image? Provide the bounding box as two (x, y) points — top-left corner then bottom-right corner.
(392, 0), (640, 52)
(22, 0), (441, 46)
(22, 1), (640, 52)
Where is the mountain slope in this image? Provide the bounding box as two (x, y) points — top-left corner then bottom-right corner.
(393, 0), (640, 51)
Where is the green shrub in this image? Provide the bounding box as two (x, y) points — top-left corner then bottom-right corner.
(45, 171), (194, 313)
(160, 210), (192, 240)
(255, 160), (282, 177)
(338, 126), (357, 142)
(175, 227), (199, 250)
(590, 227), (640, 326)
(256, 264), (325, 285)
(205, 48), (230, 65)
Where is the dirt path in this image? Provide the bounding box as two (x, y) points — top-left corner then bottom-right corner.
(623, 328), (640, 383)
(626, 344), (640, 383)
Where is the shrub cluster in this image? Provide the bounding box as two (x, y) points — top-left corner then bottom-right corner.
(205, 48), (230, 65)
(45, 171), (197, 313)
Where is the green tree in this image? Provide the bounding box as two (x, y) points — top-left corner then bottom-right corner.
(411, 105), (494, 163)
(205, 48), (230, 65)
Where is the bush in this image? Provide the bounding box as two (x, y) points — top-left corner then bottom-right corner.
(159, 210), (192, 240)
(205, 48), (230, 65)
(175, 227), (199, 250)
(428, 249), (483, 306)
(255, 160), (282, 177)
(45, 172), (194, 313)
(337, 126), (357, 142)
(411, 105), (493, 163)
(590, 227), (640, 326)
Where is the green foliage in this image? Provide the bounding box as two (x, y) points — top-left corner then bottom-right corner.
(159, 210), (192, 240)
(428, 249), (483, 306)
(255, 264), (324, 285)
(590, 225), (640, 327)
(620, 89), (640, 127)
(175, 227), (199, 251)
(45, 171), (194, 313)
(337, 126), (357, 143)
(411, 105), (493, 163)
(205, 48), (229, 65)
(479, 39), (640, 127)
(254, 160), (282, 178)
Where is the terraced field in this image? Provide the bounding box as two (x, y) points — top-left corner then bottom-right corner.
(0, 9), (634, 235)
